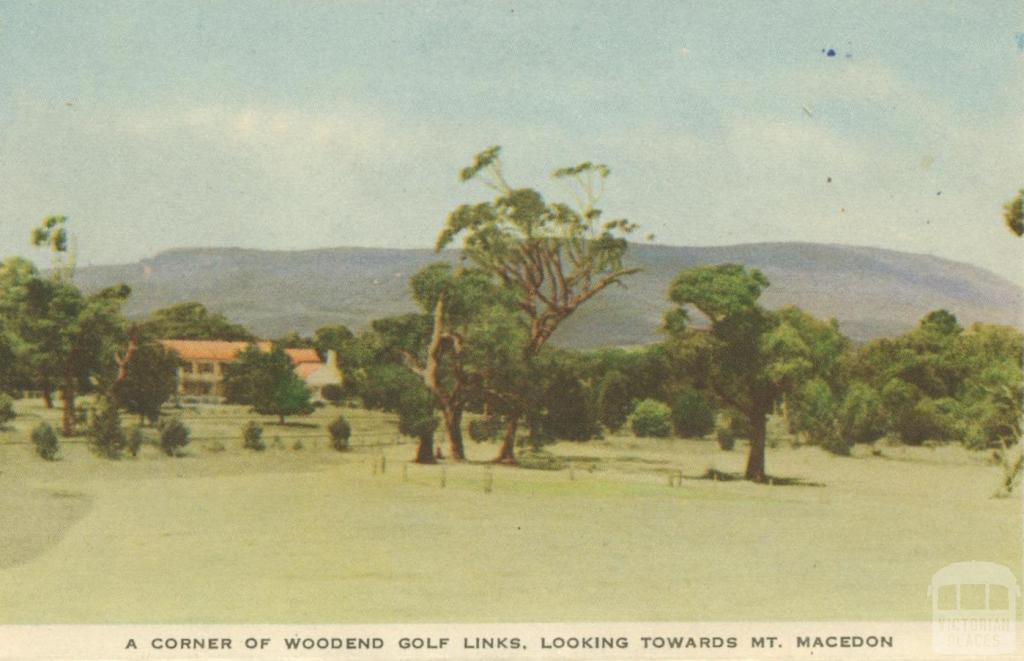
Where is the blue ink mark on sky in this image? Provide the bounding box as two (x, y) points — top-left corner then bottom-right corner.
(826, 48), (836, 57)
(1017, 33), (1024, 52)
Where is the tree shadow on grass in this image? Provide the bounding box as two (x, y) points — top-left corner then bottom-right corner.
(269, 421), (318, 428)
(689, 467), (825, 487)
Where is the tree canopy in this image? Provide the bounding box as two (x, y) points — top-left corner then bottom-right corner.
(141, 302), (254, 341)
(222, 346), (312, 423)
(435, 146), (639, 462)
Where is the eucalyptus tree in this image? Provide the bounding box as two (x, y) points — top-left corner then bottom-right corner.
(665, 265), (846, 480)
(436, 147), (639, 463)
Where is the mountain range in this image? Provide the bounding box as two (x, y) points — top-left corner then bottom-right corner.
(72, 242), (1023, 348)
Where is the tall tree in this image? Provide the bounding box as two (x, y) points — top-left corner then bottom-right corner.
(221, 346), (312, 423)
(381, 263), (512, 461)
(6, 277), (131, 435)
(436, 146), (639, 463)
(111, 341), (181, 424)
(30, 215), (75, 282)
(666, 265), (777, 481)
(664, 265), (843, 481)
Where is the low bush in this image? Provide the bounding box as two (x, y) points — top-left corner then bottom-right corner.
(596, 370), (632, 433)
(630, 399), (672, 438)
(292, 439), (304, 451)
(715, 425), (736, 451)
(242, 421), (265, 451)
(715, 415), (739, 451)
(31, 422), (60, 461)
(837, 382), (887, 445)
(158, 418), (190, 457)
(670, 390), (716, 438)
(88, 401), (126, 459)
(321, 383), (344, 406)
(328, 415), (351, 451)
(127, 426), (146, 458)
(0, 394), (16, 428)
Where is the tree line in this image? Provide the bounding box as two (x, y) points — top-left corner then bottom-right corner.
(1, 152), (1021, 492)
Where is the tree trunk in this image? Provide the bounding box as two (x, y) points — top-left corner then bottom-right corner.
(495, 415), (518, 464)
(441, 406), (466, 461)
(42, 386), (53, 409)
(278, 414), (285, 425)
(61, 385), (76, 437)
(415, 433), (436, 464)
(744, 412), (768, 483)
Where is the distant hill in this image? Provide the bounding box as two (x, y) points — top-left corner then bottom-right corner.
(72, 242), (1023, 348)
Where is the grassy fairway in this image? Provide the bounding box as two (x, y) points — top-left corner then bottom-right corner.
(0, 398), (1019, 623)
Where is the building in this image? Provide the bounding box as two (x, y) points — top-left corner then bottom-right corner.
(159, 339), (342, 402)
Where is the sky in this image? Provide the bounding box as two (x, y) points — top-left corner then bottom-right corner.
(1, 1), (1022, 284)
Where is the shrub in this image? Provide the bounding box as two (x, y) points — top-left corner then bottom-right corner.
(789, 379), (838, 447)
(882, 378), (953, 445)
(821, 429), (852, 456)
(242, 421), (265, 451)
(837, 382), (887, 445)
(630, 399), (672, 438)
(272, 435), (284, 450)
(88, 401), (126, 459)
(468, 417), (500, 442)
(292, 439), (304, 451)
(158, 418), (190, 457)
(715, 421), (737, 451)
(670, 389), (716, 438)
(328, 415), (351, 451)
(541, 374), (599, 441)
(715, 413), (749, 451)
(0, 394), (15, 428)
(321, 383), (344, 406)
(596, 370), (633, 432)
(31, 422), (60, 461)
(205, 440), (227, 453)
(127, 426), (146, 458)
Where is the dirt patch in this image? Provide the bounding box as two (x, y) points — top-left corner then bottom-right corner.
(0, 481), (93, 569)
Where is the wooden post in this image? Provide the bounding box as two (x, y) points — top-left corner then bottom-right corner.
(402, 463), (408, 481)
(440, 466), (447, 489)
(484, 468), (493, 494)
(380, 455), (386, 474)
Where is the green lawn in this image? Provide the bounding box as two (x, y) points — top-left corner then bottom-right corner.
(0, 397), (1019, 623)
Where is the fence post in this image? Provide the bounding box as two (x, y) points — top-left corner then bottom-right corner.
(440, 466), (447, 488)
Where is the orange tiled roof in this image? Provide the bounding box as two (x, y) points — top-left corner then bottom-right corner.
(160, 340), (321, 366)
(284, 348), (321, 364)
(294, 363), (322, 378)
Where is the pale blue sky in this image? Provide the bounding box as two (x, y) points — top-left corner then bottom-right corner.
(1, 1), (1021, 284)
